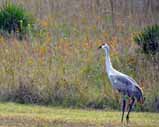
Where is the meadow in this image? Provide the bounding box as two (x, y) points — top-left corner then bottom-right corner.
(0, 0), (158, 115)
(0, 102), (159, 127)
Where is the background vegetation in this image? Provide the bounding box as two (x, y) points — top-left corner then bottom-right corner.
(0, 2), (34, 39)
(0, 0), (158, 112)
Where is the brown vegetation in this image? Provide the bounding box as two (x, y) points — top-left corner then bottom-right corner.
(0, 0), (158, 111)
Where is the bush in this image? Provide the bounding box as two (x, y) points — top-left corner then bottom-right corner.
(0, 3), (34, 39)
(11, 80), (43, 104)
(133, 24), (159, 55)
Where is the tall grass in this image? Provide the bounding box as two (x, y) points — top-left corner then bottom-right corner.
(0, 0), (158, 111)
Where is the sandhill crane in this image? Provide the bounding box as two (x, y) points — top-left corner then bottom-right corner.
(98, 43), (144, 123)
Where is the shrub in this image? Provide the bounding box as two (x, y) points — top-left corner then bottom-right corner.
(12, 80), (43, 104)
(0, 3), (34, 38)
(133, 24), (159, 55)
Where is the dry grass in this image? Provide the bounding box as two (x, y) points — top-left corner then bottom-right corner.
(0, 0), (158, 111)
(0, 103), (159, 127)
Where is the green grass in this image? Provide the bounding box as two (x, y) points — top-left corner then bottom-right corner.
(0, 103), (158, 127)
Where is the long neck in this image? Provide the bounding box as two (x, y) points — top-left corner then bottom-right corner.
(104, 48), (113, 74)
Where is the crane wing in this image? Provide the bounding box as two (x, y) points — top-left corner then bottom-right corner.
(123, 74), (139, 86)
(109, 75), (138, 92)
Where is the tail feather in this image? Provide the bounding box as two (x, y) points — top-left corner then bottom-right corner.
(135, 85), (144, 104)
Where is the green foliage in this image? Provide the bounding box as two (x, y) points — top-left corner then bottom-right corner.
(134, 25), (159, 55)
(0, 3), (34, 38)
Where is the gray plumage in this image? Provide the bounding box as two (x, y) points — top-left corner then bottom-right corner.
(99, 43), (144, 123)
(109, 74), (143, 101)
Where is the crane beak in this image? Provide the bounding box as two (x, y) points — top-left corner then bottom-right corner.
(98, 45), (102, 49)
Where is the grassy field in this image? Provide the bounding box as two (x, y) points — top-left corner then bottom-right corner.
(0, 103), (158, 127)
(0, 2), (158, 127)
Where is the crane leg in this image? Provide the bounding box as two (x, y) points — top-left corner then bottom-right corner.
(126, 97), (135, 123)
(121, 96), (126, 123)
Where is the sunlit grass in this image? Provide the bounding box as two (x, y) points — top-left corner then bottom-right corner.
(0, 103), (158, 127)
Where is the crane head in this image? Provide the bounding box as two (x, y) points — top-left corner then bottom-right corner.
(98, 43), (110, 50)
